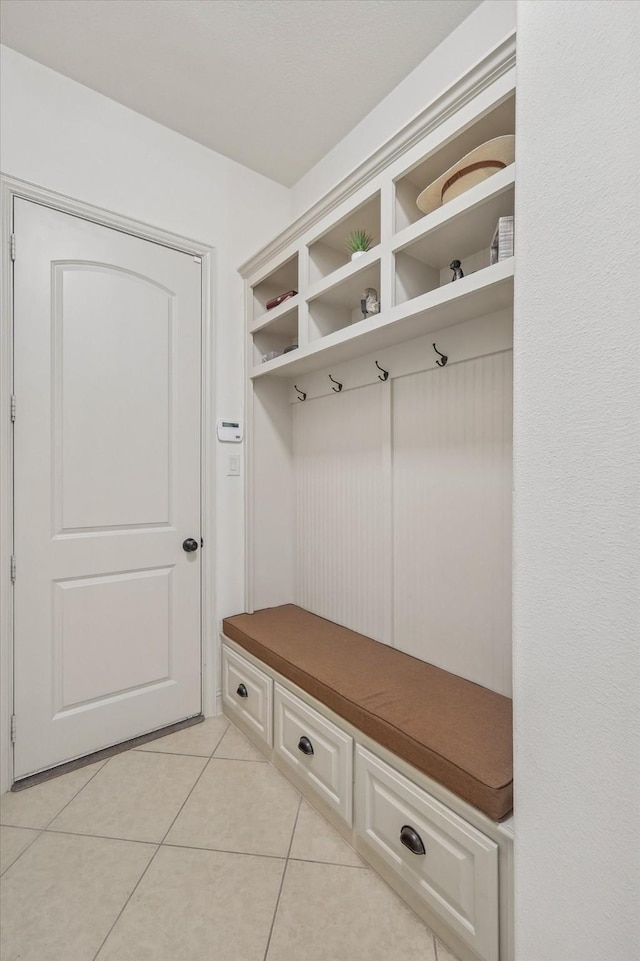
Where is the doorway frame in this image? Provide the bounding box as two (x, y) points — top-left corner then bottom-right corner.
(0, 174), (217, 793)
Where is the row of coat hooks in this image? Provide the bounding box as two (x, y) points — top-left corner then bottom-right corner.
(294, 343), (448, 401)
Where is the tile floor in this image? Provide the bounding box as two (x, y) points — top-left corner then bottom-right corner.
(0, 716), (461, 961)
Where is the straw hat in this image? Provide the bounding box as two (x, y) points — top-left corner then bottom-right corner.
(416, 135), (515, 215)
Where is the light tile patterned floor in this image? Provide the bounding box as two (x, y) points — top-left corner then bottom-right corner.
(0, 716), (461, 961)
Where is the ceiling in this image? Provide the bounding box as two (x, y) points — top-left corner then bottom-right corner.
(0, 0), (481, 186)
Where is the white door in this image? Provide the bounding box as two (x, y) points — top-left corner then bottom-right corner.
(12, 199), (203, 779)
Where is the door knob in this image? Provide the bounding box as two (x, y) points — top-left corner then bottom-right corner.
(182, 538), (199, 553)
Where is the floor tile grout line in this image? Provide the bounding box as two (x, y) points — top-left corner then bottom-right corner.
(90, 842), (162, 961)
(90, 741), (217, 961)
(41, 826), (163, 847)
(261, 795), (302, 961)
(40, 756), (110, 832)
(134, 717), (230, 760)
(157, 741), (222, 846)
(0, 825), (44, 877)
(40, 826), (289, 861)
(34, 823), (368, 870)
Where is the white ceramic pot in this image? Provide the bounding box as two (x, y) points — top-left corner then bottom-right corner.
(350, 250), (367, 261)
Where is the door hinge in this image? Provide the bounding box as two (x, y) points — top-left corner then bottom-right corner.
(10, 233), (16, 261)
(10, 715), (16, 743)
(10, 394), (16, 423)
(10, 555), (16, 583)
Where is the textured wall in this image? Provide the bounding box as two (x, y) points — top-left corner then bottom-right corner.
(513, 2), (640, 959)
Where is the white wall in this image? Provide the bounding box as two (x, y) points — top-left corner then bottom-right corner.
(291, 0), (516, 218)
(513, 3), (640, 960)
(0, 46), (291, 636)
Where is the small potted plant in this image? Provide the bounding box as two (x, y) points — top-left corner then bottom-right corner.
(346, 229), (374, 261)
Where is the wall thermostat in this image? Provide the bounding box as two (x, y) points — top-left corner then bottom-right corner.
(217, 419), (243, 443)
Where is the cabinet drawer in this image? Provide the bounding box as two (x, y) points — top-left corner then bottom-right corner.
(222, 644), (272, 748)
(355, 746), (498, 961)
(274, 684), (353, 825)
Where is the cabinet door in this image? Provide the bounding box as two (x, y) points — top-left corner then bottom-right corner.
(221, 645), (272, 748)
(356, 746), (499, 961)
(274, 685), (353, 824)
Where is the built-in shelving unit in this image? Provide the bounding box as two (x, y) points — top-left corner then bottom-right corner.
(241, 50), (517, 961)
(247, 90), (515, 377)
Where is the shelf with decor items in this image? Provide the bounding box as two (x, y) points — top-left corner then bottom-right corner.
(393, 165), (515, 304)
(250, 251), (298, 323)
(307, 190), (381, 285)
(393, 93), (515, 233)
(247, 92), (516, 378)
(251, 257), (512, 379)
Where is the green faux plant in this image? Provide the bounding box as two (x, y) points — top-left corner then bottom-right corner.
(345, 229), (374, 254)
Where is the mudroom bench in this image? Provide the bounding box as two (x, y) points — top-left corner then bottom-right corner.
(221, 604), (514, 961)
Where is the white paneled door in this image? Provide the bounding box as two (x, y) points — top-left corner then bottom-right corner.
(12, 200), (203, 779)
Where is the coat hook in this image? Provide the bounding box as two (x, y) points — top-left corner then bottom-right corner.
(433, 343), (448, 367)
(375, 360), (389, 382)
(294, 385), (306, 401)
(329, 374), (343, 393)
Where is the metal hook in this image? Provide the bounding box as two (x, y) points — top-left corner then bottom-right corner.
(329, 374), (343, 393)
(375, 360), (389, 382)
(433, 343), (448, 367)
(294, 385), (306, 401)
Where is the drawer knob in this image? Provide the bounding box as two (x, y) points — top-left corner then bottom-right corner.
(400, 825), (426, 856)
(236, 683), (248, 698)
(297, 736), (314, 756)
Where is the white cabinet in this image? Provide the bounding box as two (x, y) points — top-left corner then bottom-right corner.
(274, 683), (353, 825)
(355, 745), (499, 961)
(221, 634), (513, 961)
(221, 645), (272, 748)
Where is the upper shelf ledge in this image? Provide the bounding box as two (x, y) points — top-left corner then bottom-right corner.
(251, 258), (514, 380)
(306, 246), (381, 303)
(393, 164), (515, 253)
(250, 294), (299, 334)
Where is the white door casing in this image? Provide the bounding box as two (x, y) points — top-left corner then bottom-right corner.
(12, 198), (205, 779)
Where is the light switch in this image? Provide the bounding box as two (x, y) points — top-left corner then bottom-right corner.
(227, 454), (241, 476)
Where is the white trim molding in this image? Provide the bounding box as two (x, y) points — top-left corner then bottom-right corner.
(0, 174), (217, 792)
(238, 33), (516, 280)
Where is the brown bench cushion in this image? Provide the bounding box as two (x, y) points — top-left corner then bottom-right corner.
(223, 605), (513, 821)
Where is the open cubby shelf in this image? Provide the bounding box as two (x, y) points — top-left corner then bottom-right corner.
(394, 94), (515, 233)
(251, 253), (299, 323)
(308, 191), (381, 285)
(251, 258), (513, 379)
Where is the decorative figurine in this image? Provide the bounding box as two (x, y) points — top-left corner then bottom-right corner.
(362, 287), (380, 317)
(450, 260), (464, 282)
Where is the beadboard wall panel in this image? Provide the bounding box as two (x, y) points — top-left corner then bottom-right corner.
(294, 382), (391, 642)
(393, 352), (513, 695)
(251, 378), (295, 611)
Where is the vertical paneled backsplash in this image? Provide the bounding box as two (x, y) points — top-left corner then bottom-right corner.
(294, 383), (391, 642)
(393, 352), (513, 695)
(292, 350), (512, 695)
